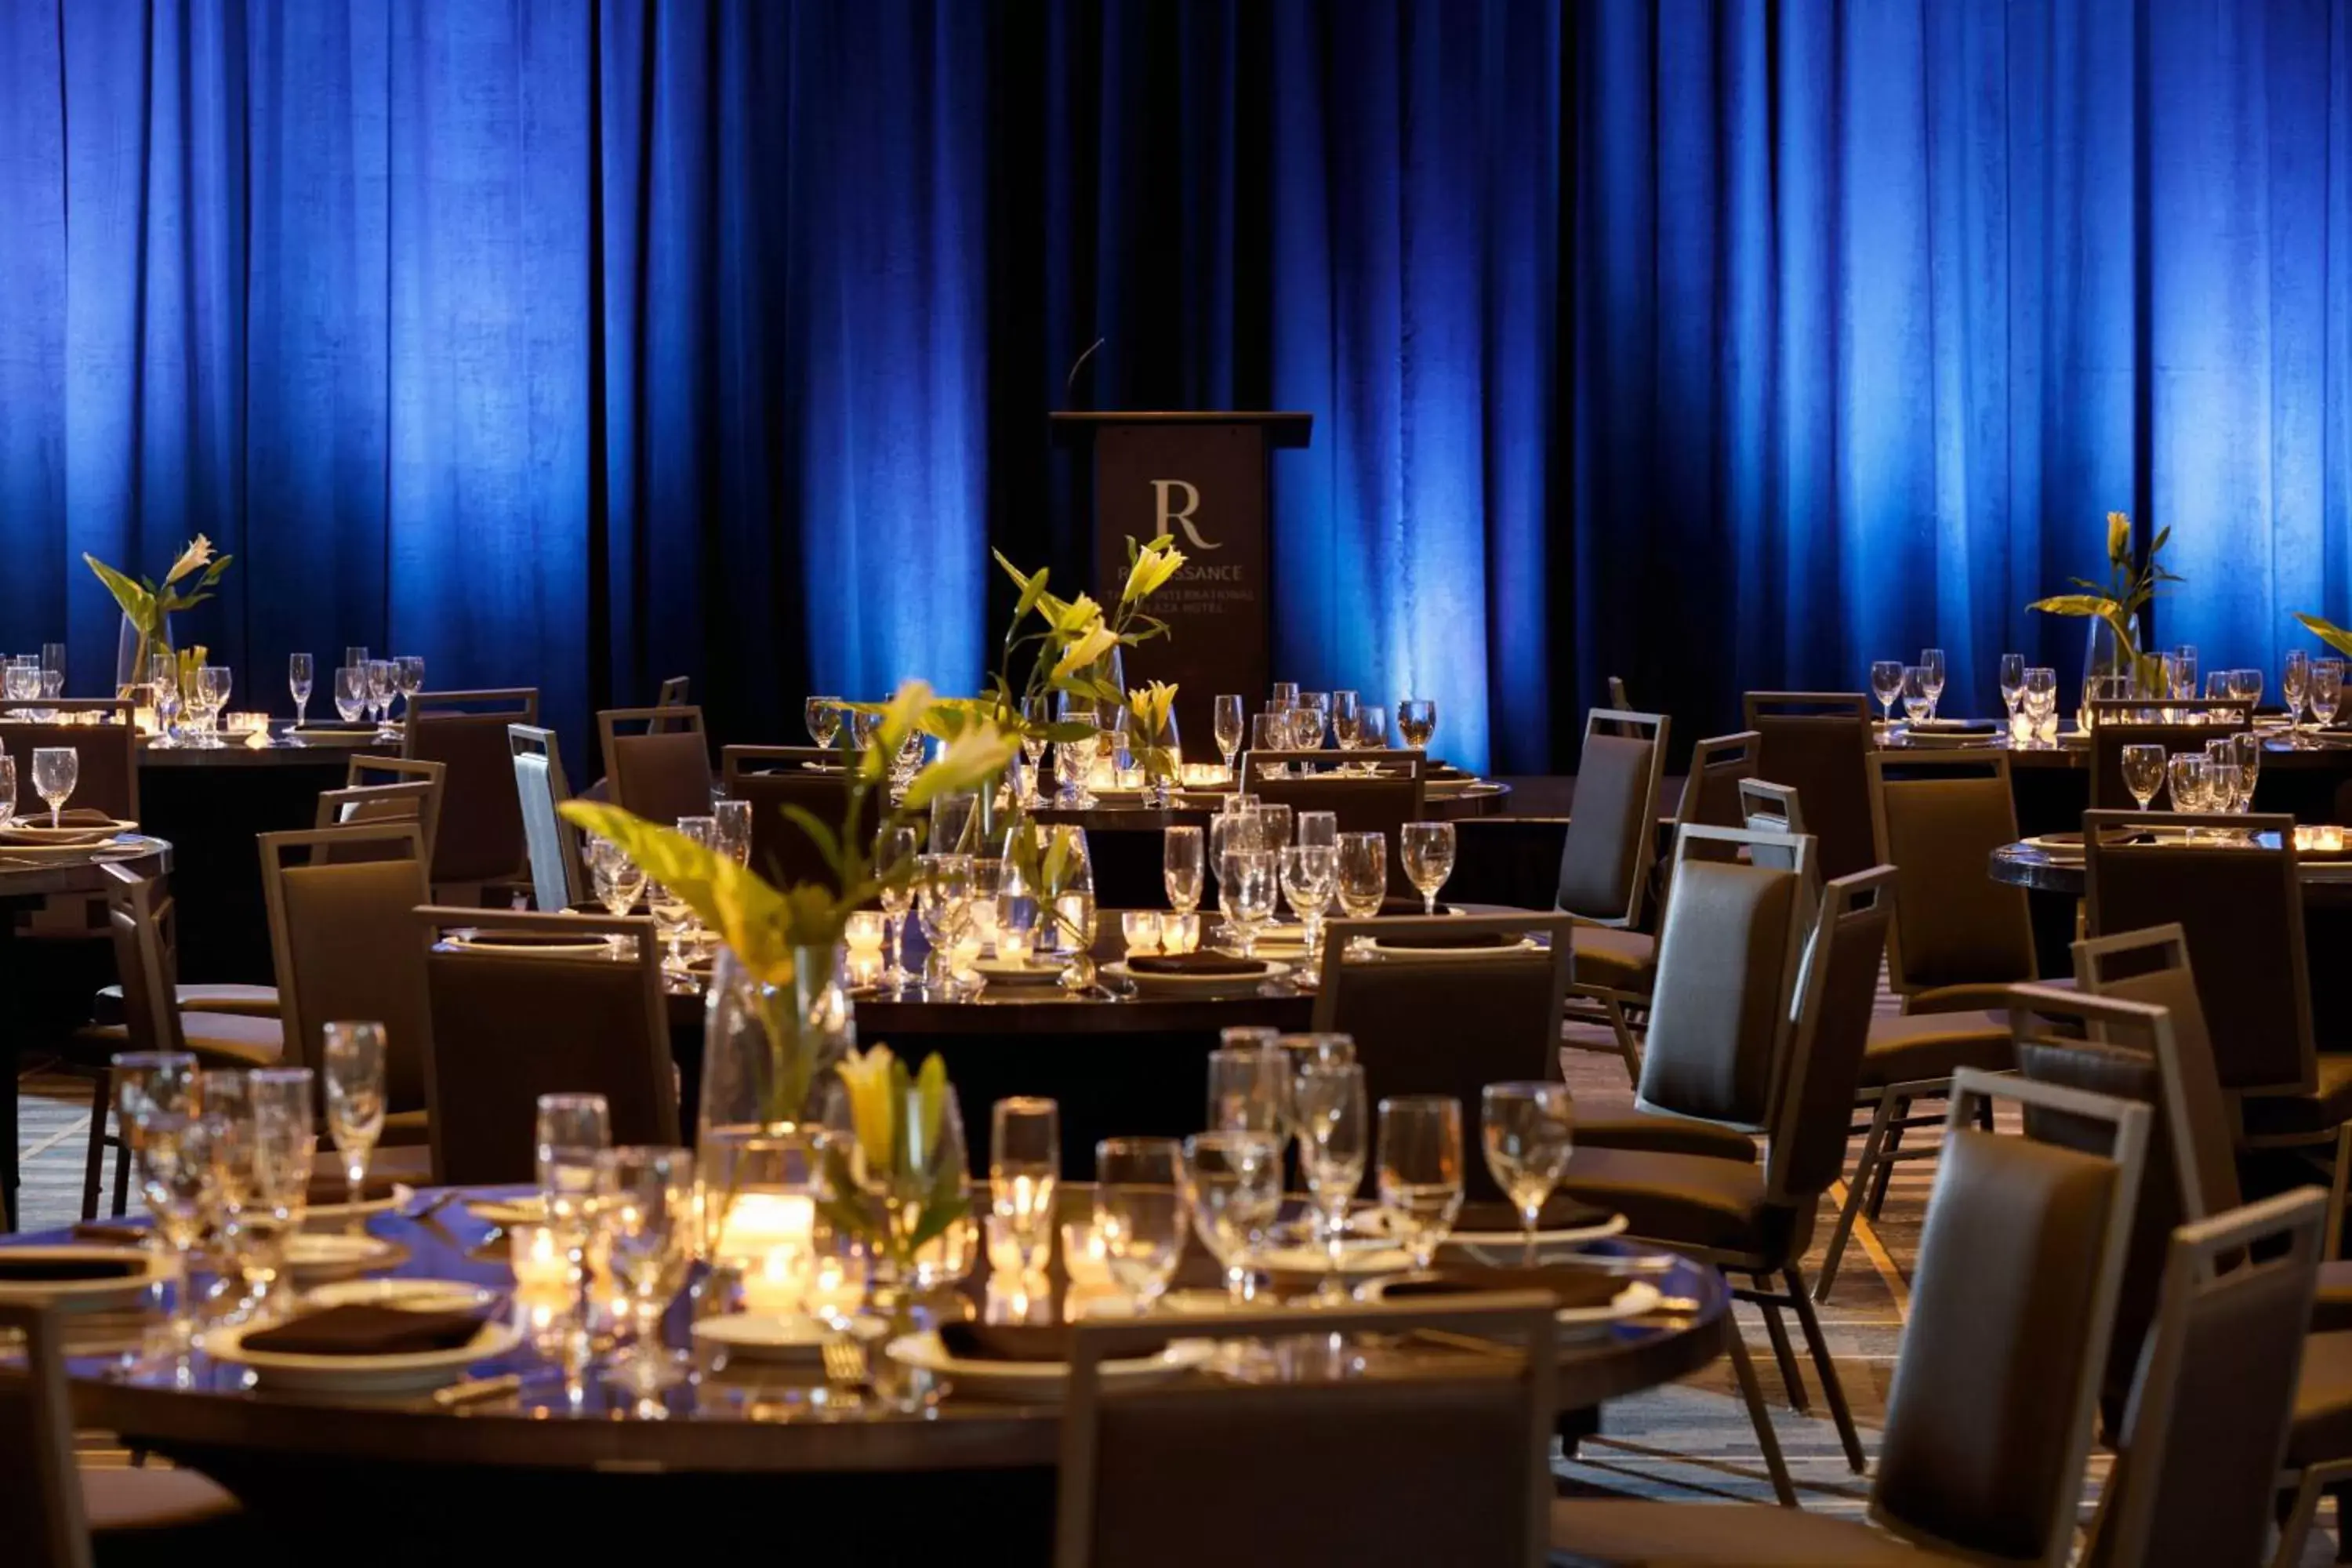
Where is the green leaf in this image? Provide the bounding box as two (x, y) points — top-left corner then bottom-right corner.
(904, 1189), (970, 1256)
(1040, 720), (1098, 745)
(2027, 594), (2118, 618)
(1042, 827), (1072, 895)
(83, 555), (154, 629)
(2295, 613), (2352, 660)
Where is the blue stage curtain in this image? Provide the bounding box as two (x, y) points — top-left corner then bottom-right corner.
(6, 1), (2352, 772)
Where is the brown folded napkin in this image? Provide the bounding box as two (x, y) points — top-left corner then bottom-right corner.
(242, 1304), (488, 1358)
(0, 1254), (146, 1283)
(1451, 1196), (1613, 1235)
(71, 1221), (151, 1244)
(935, 1321), (1169, 1364)
(305, 1170), (405, 1207)
(1126, 953), (1268, 978)
(0, 809), (121, 844)
(1381, 1265), (1627, 1312)
(1372, 931), (1516, 952)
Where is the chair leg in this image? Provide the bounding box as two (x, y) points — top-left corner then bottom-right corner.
(1725, 1322), (1798, 1507)
(1784, 1265), (1867, 1474)
(2271, 1461), (2352, 1568)
(1817, 1092), (1899, 1303)
(1601, 995), (1643, 1083)
(1751, 1273), (1809, 1414)
(109, 1100), (132, 1218)
(2327, 1123), (2351, 1263)
(80, 1072), (111, 1222)
(1865, 1098), (1911, 1219)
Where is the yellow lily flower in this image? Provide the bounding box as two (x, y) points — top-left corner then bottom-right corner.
(2105, 511), (2131, 571)
(164, 535), (216, 586)
(1052, 621), (1120, 682)
(836, 1044), (899, 1171)
(902, 719), (1019, 810)
(1122, 537), (1187, 603)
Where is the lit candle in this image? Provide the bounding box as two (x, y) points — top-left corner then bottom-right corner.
(1160, 913), (1200, 954)
(997, 928), (1034, 967)
(509, 1225), (572, 1300)
(844, 912), (887, 953)
(714, 1192), (816, 1315)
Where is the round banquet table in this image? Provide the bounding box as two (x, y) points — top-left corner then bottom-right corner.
(38, 1191), (1726, 1557)
(0, 835), (172, 1230)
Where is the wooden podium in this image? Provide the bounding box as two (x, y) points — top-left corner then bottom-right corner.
(1049, 411), (1312, 746)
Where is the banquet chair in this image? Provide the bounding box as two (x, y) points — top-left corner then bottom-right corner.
(510, 724), (587, 913)
(1866, 749), (2039, 1012)
(1553, 709), (1669, 1076)
(1312, 912), (1573, 1200)
(1601, 674), (1635, 734)
(0, 1298), (244, 1567)
(720, 745), (869, 891)
(71, 864), (285, 1220)
(1611, 730), (1762, 986)
(0, 701), (139, 822)
(597, 704), (713, 826)
(258, 825), (434, 1172)
(1057, 1295), (1556, 1568)
(2085, 700), (2252, 810)
(403, 688), (538, 902)
(1240, 750), (1425, 895)
(412, 908), (677, 1185)
(1741, 691), (1875, 879)
(1555, 864), (1894, 1502)
(655, 675), (690, 708)
(312, 780), (439, 863)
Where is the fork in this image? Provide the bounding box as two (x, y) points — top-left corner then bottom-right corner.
(821, 1336), (869, 1388)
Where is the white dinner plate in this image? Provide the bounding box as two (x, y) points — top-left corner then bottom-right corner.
(883, 1330), (1214, 1399)
(201, 1316), (521, 1396)
(0, 1247), (165, 1313)
(972, 956), (1065, 986)
(302, 1278), (505, 1314)
(283, 1232), (403, 1281)
(1102, 959), (1289, 1000)
(1367, 1275), (1660, 1333)
(1438, 1212), (1630, 1257)
(1256, 1236), (1416, 1276)
(691, 1312), (890, 1363)
(444, 928), (618, 958)
(1367, 938), (1541, 961)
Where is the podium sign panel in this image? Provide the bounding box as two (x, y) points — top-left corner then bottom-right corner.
(1051, 412), (1311, 750)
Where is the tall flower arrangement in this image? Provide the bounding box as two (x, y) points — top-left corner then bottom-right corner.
(2027, 510), (2176, 695)
(85, 536), (234, 695)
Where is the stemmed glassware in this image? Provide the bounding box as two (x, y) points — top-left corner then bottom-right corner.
(1280, 844), (1337, 960)
(2313, 660), (2346, 731)
(1330, 691), (1362, 750)
(148, 652), (183, 746)
(1294, 1062), (1367, 1294)
(322, 1021), (387, 1231)
(537, 1092), (614, 1356)
(0, 754), (14, 826)
(589, 837), (646, 918)
(1251, 801), (1294, 858)
(1998, 653), (2026, 726)
(1334, 831), (1388, 938)
(1182, 1131), (1282, 1305)
(288, 654), (314, 742)
(1018, 694), (1051, 803)
(1094, 1138), (1188, 1312)
(30, 747), (75, 828)
(805, 696), (842, 749)
(2232, 731), (2263, 816)
(1400, 821), (1457, 915)
(2172, 646), (2199, 700)
(198, 666), (232, 746)
(599, 1145), (695, 1394)
(1918, 648), (1947, 720)
(1212, 695), (1245, 779)
(1250, 710), (1289, 763)
(2021, 666), (2059, 743)
(2166, 753), (2209, 818)
(245, 1067), (316, 1310)
(645, 874), (695, 979)
(1162, 826), (1203, 918)
(1209, 810), (1261, 940)
(2284, 652), (2311, 743)
(361, 660), (394, 740)
(875, 825), (920, 990)
(713, 797), (753, 867)
(1377, 1095), (1465, 1271)
(1292, 694), (1329, 750)
(1270, 682), (1300, 712)
(1397, 698), (1436, 751)
(2230, 668), (2265, 713)
(2202, 740), (2241, 815)
(1357, 704), (1387, 752)
(114, 1051), (201, 1352)
(2120, 743), (2165, 811)
(1481, 1081), (1575, 1265)
(988, 1098), (1060, 1279)
(1055, 691), (1099, 807)
(395, 655), (425, 719)
(1900, 666), (1932, 727)
(333, 666), (366, 726)
(1206, 1044), (1285, 1138)
(915, 852), (976, 995)
(1870, 660), (1904, 733)
(1221, 848), (1276, 958)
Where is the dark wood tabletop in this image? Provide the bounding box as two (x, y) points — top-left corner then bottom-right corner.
(134, 728), (393, 768)
(1987, 835), (2352, 904)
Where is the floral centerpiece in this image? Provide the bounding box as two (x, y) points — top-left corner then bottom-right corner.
(2027, 510), (2177, 699)
(85, 535), (233, 697)
(817, 1044), (967, 1289)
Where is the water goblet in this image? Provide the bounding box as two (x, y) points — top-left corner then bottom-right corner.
(1182, 1131), (1282, 1305)
(1211, 695), (1245, 778)
(1400, 821), (1457, 915)
(1294, 1062), (1367, 1294)
(333, 666), (366, 724)
(1357, 704), (1388, 751)
(1206, 1044), (1284, 1138)
(598, 1145), (695, 1392)
(1397, 698), (1436, 750)
(2120, 743), (2165, 811)
(1281, 843), (1337, 958)
(2313, 660), (2345, 730)
(31, 746), (76, 828)
(1334, 831), (1388, 935)
(1221, 848), (1277, 958)
(1162, 825), (1203, 915)
(989, 1097), (1060, 1278)
(321, 1021), (387, 1232)
(805, 696), (842, 749)
(1481, 1081), (1574, 1265)
(1918, 648), (1947, 720)
(1095, 1138), (1188, 1311)
(1377, 1095), (1465, 1270)
(1998, 653), (2025, 720)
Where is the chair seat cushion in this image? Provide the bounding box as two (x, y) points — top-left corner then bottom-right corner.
(1555, 1145), (1798, 1260)
(1906, 976), (2071, 1015)
(2241, 1054), (2352, 1142)
(92, 983), (280, 1025)
(1571, 1113), (1757, 1164)
(1551, 1498), (1969, 1566)
(2288, 1328), (2352, 1467)
(1858, 1011), (2013, 1088)
(76, 1013), (284, 1069)
(80, 1465), (241, 1532)
(1572, 927), (1657, 995)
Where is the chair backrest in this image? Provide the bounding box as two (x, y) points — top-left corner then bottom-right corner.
(1764, 866), (1898, 1203)
(2083, 1189), (2325, 1568)
(1242, 757), (1426, 897)
(0, 704), (138, 821)
(1631, 828), (1815, 1132)
(413, 907), (677, 1184)
(314, 781), (440, 865)
(1554, 709), (1668, 927)
(2085, 705), (2251, 811)
(0, 1301), (93, 1568)
(100, 862), (182, 1056)
(1056, 1295), (1555, 1568)
(1650, 731), (1761, 921)
(2082, 809), (2314, 1094)
(655, 675), (690, 708)
(1871, 1071), (2150, 1567)
(1865, 749), (2035, 995)
(1736, 776), (1804, 844)
(1740, 691), (1874, 879)
(1313, 913), (1573, 1202)
(598, 705), (713, 826)
(260, 825), (432, 1112)
(720, 745), (869, 893)
(510, 724), (586, 913)
(403, 688), (539, 887)
(333, 755), (445, 863)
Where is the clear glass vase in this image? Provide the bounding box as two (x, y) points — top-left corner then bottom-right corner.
(114, 612), (169, 699)
(698, 942), (855, 1145)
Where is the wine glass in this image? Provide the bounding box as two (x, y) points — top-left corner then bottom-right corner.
(1481, 1081), (1574, 1265)
(1250, 801), (1294, 857)
(989, 1097), (1060, 1279)
(597, 1145), (695, 1393)
(31, 746), (76, 828)
(1900, 666), (1932, 727)
(2202, 740), (2241, 815)
(645, 876), (695, 978)
(1330, 690), (1363, 750)
(805, 696), (842, 749)
(1209, 810), (1261, 936)
(1094, 1138), (1188, 1312)
(1212, 695), (1245, 778)
(2120, 743), (2165, 811)
(395, 655), (425, 716)
(1291, 695), (1328, 750)
(198, 666), (232, 746)
(1222, 848), (1277, 958)
(365, 660), (397, 739)
(1163, 825), (1203, 915)
(344, 645), (370, 676)
(1294, 1062), (1367, 1294)
(914, 851), (975, 995)
(1298, 810), (1338, 849)
(1397, 698), (1437, 750)
(875, 825), (921, 990)
(2284, 651), (2311, 742)
(333, 666), (366, 724)
(0, 754), (14, 826)
(1250, 710), (1289, 761)
(590, 838), (646, 918)
(2166, 753), (2208, 816)
(1334, 830), (1388, 930)
(2313, 659), (2345, 731)
(132, 1105), (221, 1356)
(1918, 648), (1947, 720)
(538, 1092), (613, 1346)
(1400, 821), (1457, 916)
(1870, 660), (1905, 732)
(288, 653), (314, 741)
(1206, 1044), (1284, 1137)
(1378, 1095), (1465, 1270)
(2023, 666), (2059, 742)
(1270, 682), (1299, 711)
(2172, 646), (2199, 699)
(1994, 653), (2024, 721)
(2230, 668), (2265, 717)
(2205, 671), (2231, 702)
(321, 1021), (387, 1232)
(1357, 703), (1388, 751)
(147, 652), (182, 746)
(1280, 844), (1337, 958)
(1182, 1131), (1282, 1305)
(713, 797), (752, 867)
(113, 1051), (199, 1342)
(2233, 731), (2263, 815)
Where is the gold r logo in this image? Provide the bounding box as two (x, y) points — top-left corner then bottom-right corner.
(1151, 479), (1222, 551)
